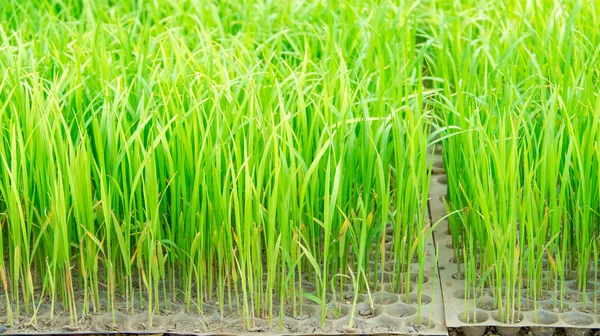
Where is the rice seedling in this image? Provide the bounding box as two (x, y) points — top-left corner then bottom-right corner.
(2, 0), (598, 332)
(429, 0), (600, 322)
(0, 0), (437, 331)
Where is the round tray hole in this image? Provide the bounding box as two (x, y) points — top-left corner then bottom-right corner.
(325, 304), (350, 320)
(542, 302), (571, 313)
(384, 282), (411, 294)
(385, 303), (417, 317)
(401, 293), (431, 305)
(519, 299), (535, 312)
(452, 272), (465, 280)
(523, 290), (553, 301)
(369, 315), (401, 332)
(496, 326), (522, 336)
(491, 311), (524, 324)
(532, 310), (558, 325)
(374, 271), (394, 283)
(453, 288), (483, 300)
(354, 303), (382, 319)
(341, 292), (365, 303)
(457, 309), (489, 324)
(476, 298), (497, 311)
(575, 303), (597, 314)
(567, 281), (597, 292)
(563, 312), (594, 326)
(384, 251), (394, 261)
(383, 261), (395, 272)
(372, 292), (399, 305)
(433, 160), (444, 170)
(410, 272), (429, 284)
(562, 293), (585, 303)
(462, 326), (487, 336)
(438, 175), (448, 185)
(285, 304), (317, 320)
(405, 316), (436, 331)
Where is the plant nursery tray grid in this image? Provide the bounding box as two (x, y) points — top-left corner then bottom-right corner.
(428, 154), (600, 333)
(0, 224), (447, 336)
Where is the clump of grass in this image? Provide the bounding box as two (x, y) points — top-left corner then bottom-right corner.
(429, 0), (600, 322)
(0, 0), (436, 330)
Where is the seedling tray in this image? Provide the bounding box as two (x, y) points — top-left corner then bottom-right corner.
(428, 153), (600, 336)
(0, 224), (447, 336)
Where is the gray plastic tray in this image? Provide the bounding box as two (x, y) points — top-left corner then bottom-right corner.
(0, 225), (447, 335)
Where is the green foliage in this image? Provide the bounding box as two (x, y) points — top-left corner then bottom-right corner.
(0, 0), (433, 328)
(1, 0), (598, 329)
(430, 0), (600, 321)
